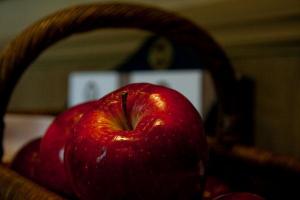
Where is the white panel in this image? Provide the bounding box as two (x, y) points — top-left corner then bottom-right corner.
(68, 71), (119, 107)
(129, 70), (203, 115)
(3, 114), (54, 162)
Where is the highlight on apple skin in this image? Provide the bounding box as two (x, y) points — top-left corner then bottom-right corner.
(64, 83), (208, 200)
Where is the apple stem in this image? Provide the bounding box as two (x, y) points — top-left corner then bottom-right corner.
(121, 91), (133, 130)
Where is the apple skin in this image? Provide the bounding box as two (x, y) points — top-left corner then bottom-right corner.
(203, 176), (231, 200)
(38, 100), (96, 195)
(213, 192), (265, 200)
(11, 137), (41, 182)
(65, 83), (208, 200)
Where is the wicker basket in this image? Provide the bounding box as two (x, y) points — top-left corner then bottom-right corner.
(0, 3), (299, 200)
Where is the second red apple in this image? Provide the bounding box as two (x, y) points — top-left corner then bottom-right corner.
(38, 100), (96, 195)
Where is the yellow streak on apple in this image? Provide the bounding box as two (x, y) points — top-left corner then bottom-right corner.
(149, 93), (166, 110)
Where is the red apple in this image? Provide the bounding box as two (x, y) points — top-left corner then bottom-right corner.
(65, 83), (208, 200)
(203, 176), (231, 200)
(11, 137), (41, 182)
(213, 192), (265, 200)
(38, 100), (96, 195)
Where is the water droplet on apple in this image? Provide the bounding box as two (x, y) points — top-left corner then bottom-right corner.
(153, 119), (164, 126)
(59, 147), (64, 163)
(96, 147), (107, 163)
(198, 160), (205, 176)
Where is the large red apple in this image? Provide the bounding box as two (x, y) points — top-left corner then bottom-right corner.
(65, 83), (208, 200)
(11, 137), (41, 182)
(38, 100), (96, 195)
(213, 192), (265, 200)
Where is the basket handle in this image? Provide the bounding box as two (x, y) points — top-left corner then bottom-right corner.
(0, 3), (238, 160)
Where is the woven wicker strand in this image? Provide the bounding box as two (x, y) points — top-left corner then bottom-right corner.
(0, 164), (65, 200)
(0, 3), (238, 161)
(207, 137), (300, 174)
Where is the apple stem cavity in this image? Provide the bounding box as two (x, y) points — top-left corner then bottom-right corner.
(121, 91), (133, 131)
